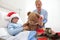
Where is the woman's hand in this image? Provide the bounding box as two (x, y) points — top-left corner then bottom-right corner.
(38, 16), (44, 26)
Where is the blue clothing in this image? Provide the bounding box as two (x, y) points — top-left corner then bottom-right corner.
(7, 23), (23, 36)
(28, 31), (37, 40)
(33, 9), (48, 24)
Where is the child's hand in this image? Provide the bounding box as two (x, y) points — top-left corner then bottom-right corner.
(23, 26), (29, 31)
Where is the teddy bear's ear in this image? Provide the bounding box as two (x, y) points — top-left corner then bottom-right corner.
(27, 12), (31, 16)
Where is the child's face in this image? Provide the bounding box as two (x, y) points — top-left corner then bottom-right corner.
(11, 17), (19, 23)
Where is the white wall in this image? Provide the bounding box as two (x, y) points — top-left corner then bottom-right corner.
(0, 0), (27, 23)
(0, 0), (60, 32)
(42, 0), (60, 32)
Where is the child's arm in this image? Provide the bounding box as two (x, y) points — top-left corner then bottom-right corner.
(7, 24), (23, 36)
(28, 31), (37, 40)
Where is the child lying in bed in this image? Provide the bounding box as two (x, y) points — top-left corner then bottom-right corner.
(7, 12), (23, 36)
(5, 12), (37, 40)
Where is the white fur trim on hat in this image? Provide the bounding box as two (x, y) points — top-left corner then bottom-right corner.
(9, 14), (19, 21)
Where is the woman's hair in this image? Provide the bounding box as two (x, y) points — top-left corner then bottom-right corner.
(35, 0), (42, 5)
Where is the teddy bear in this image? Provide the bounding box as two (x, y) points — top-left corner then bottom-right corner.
(23, 12), (43, 31)
(23, 12), (46, 40)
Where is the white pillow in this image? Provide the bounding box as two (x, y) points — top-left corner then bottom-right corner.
(0, 28), (9, 37)
(0, 11), (9, 28)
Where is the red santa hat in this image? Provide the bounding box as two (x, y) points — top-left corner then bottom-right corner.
(6, 11), (19, 21)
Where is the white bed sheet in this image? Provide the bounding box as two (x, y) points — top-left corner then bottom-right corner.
(0, 28), (31, 40)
